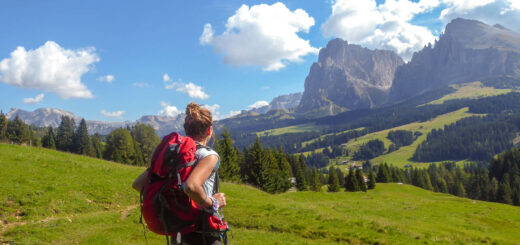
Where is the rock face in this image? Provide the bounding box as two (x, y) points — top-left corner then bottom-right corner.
(6, 108), (185, 137)
(390, 18), (520, 101)
(251, 92), (303, 114)
(298, 38), (404, 114)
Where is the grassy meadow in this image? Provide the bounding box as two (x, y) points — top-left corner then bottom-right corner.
(2, 144), (520, 244)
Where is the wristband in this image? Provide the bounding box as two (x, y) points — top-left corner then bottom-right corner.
(208, 196), (219, 213)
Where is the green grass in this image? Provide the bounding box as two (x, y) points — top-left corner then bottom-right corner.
(424, 81), (513, 105)
(256, 123), (324, 137)
(338, 107), (483, 168)
(2, 144), (520, 244)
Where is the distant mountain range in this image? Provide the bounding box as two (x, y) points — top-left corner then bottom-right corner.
(5, 107), (185, 137)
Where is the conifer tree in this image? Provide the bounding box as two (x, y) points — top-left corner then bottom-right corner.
(345, 169), (360, 192)
(215, 129), (241, 182)
(310, 167), (321, 192)
(294, 161), (308, 191)
(73, 119), (91, 155)
(327, 166), (340, 192)
(6, 116), (30, 144)
(497, 182), (513, 204)
(336, 168), (345, 187)
(0, 112), (7, 141)
(376, 163), (391, 183)
(131, 123), (160, 165)
(276, 147), (293, 189)
(103, 128), (137, 165)
(356, 168), (367, 192)
(246, 137), (265, 186)
(56, 116), (75, 152)
(367, 169), (376, 189)
(90, 133), (104, 158)
(261, 149), (286, 193)
(42, 127), (56, 149)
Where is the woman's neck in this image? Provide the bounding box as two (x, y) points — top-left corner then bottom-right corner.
(193, 137), (209, 146)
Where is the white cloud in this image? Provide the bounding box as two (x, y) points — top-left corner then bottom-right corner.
(261, 86), (270, 90)
(200, 2), (319, 71)
(0, 41), (98, 99)
(163, 73), (171, 82)
(176, 82), (209, 100)
(322, 0), (439, 61)
(219, 110), (242, 120)
(23, 93), (44, 104)
(98, 74), (115, 83)
(101, 109), (125, 118)
(133, 82), (149, 88)
(164, 74), (209, 100)
(439, 0), (520, 33)
(201, 104), (221, 119)
(159, 101), (181, 117)
(200, 24), (214, 45)
(248, 100), (269, 109)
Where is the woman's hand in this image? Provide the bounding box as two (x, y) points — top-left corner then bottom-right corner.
(212, 193), (226, 208)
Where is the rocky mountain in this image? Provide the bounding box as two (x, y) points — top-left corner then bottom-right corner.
(298, 38), (404, 115)
(5, 108), (184, 137)
(390, 18), (520, 101)
(251, 92), (303, 114)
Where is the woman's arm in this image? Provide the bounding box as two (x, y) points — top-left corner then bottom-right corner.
(183, 155), (226, 208)
(132, 169), (149, 192)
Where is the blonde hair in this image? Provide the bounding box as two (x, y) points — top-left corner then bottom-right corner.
(184, 102), (213, 140)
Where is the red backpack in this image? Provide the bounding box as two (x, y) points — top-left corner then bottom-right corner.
(140, 132), (228, 244)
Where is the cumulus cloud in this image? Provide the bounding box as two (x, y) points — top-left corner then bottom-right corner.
(159, 101), (181, 117)
(23, 93), (44, 104)
(98, 74), (115, 83)
(163, 73), (171, 82)
(439, 0), (520, 33)
(101, 109), (125, 118)
(200, 24), (214, 45)
(200, 2), (319, 71)
(163, 73), (209, 99)
(322, 0), (439, 61)
(0, 41), (98, 99)
(248, 100), (269, 109)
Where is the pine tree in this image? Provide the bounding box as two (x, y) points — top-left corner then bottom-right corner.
(215, 129), (241, 182)
(367, 169), (376, 189)
(6, 116), (30, 144)
(336, 168), (345, 187)
(376, 163), (391, 183)
(0, 112), (7, 141)
(261, 149), (286, 193)
(497, 182), (513, 205)
(42, 127), (56, 149)
(56, 116), (75, 152)
(103, 128), (137, 165)
(90, 133), (104, 158)
(73, 119), (91, 155)
(131, 123), (160, 165)
(327, 166), (340, 192)
(345, 169), (360, 192)
(294, 161), (308, 191)
(356, 169), (367, 192)
(310, 167), (321, 192)
(246, 137), (265, 186)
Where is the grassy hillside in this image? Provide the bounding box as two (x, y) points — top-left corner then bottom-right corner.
(2, 144), (520, 244)
(424, 81), (513, 105)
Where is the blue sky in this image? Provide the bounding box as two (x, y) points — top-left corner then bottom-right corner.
(1, 0), (519, 121)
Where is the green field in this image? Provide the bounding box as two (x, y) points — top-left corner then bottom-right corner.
(424, 81), (513, 105)
(2, 144), (520, 244)
(339, 107), (483, 168)
(256, 123), (324, 137)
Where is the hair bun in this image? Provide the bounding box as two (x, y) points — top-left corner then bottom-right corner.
(186, 102), (200, 120)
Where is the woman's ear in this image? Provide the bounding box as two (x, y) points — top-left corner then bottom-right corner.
(207, 126), (212, 136)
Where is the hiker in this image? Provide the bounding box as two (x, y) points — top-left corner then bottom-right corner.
(133, 102), (227, 245)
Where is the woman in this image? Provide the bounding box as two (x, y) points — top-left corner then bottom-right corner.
(133, 102), (226, 245)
